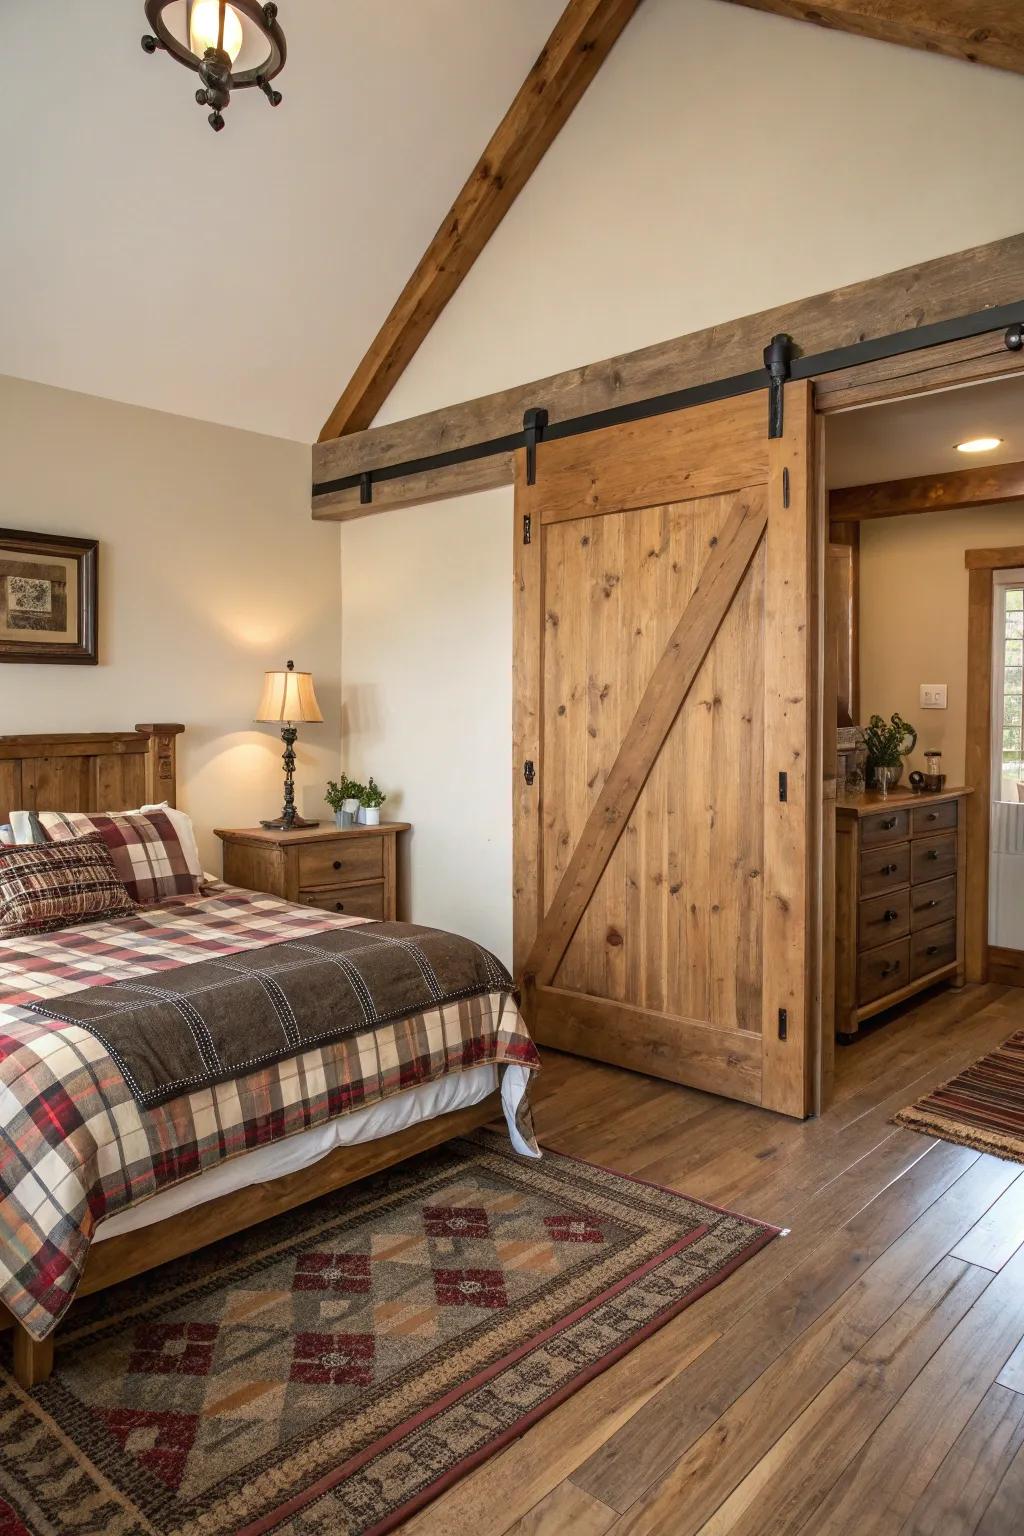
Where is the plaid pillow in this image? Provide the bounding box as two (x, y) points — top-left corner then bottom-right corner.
(0, 833), (137, 939)
(38, 809), (201, 906)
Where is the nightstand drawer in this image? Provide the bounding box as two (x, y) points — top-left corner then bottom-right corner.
(910, 875), (956, 931)
(858, 937), (910, 1005)
(911, 833), (957, 885)
(859, 843), (910, 897)
(911, 919), (957, 979)
(298, 884), (386, 919)
(859, 888), (910, 951)
(912, 800), (958, 836)
(861, 808), (910, 848)
(299, 837), (383, 889)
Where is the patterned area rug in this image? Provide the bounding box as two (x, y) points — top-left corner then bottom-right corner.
(0, 1130), (777, 1536)
(895, 1030), (1024, 1162)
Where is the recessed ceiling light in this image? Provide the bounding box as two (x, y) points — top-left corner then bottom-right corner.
(955, 436), (1003, 454)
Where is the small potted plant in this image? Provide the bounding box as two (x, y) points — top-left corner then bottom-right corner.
(359, 777), (386, 826)
(325, 776), (364, 828)
(863, 712), (917, 795)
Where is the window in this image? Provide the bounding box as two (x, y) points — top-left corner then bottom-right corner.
(993, 571), (1024, 802)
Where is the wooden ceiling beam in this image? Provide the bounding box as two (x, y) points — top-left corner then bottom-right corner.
(830, 459), (1024, 523)
(718, 1), (1024, 75)
(317, 0), (642, 444)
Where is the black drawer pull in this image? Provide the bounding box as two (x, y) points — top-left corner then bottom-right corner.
(335, 902), (345, 912)
(883, 909), (899, 922)
(881, 863), (899, 875)
(926, 943), (939, 955)
(882, 961), (901, 976)
(922, 898), (939, 909)
(881, 818), (897, 830)
(926, 811), (938, 821)
(333, 860), (342, 871)
(927, 848), (940, 861)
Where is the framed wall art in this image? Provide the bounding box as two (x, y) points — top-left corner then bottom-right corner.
(0, 528), (98, 665)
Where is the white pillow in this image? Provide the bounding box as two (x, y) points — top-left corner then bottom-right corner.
(10, 802), (203, 888)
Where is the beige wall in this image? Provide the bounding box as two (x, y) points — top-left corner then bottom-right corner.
(339, 0), (1024, 963)
(859, 505), (1024, 784)
(0, 375), (341, 869)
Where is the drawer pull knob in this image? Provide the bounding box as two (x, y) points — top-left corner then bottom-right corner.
(882, 961), (901, 976)
(882, 863), (898, 875)
(883, 909), (899, 922)
(927, 811), (938, 821)
(335, 902), (345, 912)
(881, 818), (897, 830)
(925, 898), (939, 908)
(927, 944), (939, 955)
(927, 849), (939, 861)
(333, 860), (342, 871)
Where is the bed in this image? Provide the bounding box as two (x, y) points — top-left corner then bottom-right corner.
(0, 724), (539, 1388)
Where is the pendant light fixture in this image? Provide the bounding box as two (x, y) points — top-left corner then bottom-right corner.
(141, 1), (286, 132)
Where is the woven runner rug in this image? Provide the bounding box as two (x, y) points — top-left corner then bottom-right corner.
(0, 1129), (776, 1536)
(895, 1030), (1024, 1162)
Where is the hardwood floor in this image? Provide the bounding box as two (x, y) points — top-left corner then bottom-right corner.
(400, 982), (1024, 1535)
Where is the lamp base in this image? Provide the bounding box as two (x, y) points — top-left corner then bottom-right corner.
(259, 813), (320, 831)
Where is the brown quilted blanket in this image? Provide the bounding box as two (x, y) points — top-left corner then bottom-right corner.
(27, 920), (512, 1108)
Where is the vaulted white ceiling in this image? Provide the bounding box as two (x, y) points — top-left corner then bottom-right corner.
(0, 0), (562, 442)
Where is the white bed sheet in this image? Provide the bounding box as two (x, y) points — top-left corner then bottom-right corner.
(95, 1062), (536, 1243)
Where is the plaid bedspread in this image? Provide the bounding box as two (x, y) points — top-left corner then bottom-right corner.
(0, 885), (539, 1341)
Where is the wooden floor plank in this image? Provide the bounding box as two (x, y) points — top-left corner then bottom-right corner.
(399, 982), (1024, 1536)
(674, 1257), (991, 1536)
(898, 1382), (1024, 1536)
(804, 1240), (1024, 1535)
(950, 1170), (1024, 1271)
(571, 1141), (1002, 1513)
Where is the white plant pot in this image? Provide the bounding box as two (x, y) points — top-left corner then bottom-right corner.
(361, 806), (380, 826)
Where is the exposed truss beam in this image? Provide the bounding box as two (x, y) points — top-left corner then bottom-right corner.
(719, 1), (1024, 75)
(830, 459), (1024, 522)
(317, 0), (642, 444)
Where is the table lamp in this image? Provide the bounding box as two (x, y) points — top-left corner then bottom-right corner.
(255, 660), (323, 829)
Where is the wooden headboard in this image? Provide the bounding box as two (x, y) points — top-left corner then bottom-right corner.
(0, 725), (184, 825)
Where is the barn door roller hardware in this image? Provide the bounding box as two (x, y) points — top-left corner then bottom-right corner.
(312, 298), (1024, 503)
(763, 334), (793, 439)
(523, 407), (549, 486)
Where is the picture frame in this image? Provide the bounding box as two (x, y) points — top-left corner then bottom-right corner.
(0, 528), (98, 666)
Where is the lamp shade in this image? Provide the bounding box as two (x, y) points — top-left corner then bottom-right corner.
(255, 662), (323, 724)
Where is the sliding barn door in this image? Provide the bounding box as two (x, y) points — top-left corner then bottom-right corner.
(513, 383), (818, 1118)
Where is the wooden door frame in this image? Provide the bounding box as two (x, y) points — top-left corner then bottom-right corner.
(964, 545), (1024, 983)
(814, 331), (1024, 1105)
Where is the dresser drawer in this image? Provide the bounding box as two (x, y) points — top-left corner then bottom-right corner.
(911, 799), (958, 836)
(858, 937), (910, 1006)
(910, 919), (957, 979)
(298, 883), (386, 919)
(911, 833), (957, 886)
(910, 875), (957, 932)
(861, 808), (911, 848)
(298, 837), (384, 889)
(859, 842), (910, 898)
(859, 888), (910, 951)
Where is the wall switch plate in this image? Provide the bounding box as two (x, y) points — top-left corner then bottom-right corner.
(920, 683), (947, 709)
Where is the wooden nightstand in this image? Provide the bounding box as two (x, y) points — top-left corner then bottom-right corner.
(214, 823), (411, 920)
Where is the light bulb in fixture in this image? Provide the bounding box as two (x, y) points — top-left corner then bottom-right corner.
(189, 1), (244, 63)
(955, 436), (1003, 454)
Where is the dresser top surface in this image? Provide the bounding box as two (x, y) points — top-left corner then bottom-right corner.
(836, 786), (972, 820)
(215, 823), (411, 846)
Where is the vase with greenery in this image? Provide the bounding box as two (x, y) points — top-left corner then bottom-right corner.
(863, 712), (917, 794)
(325, 775), (364, 827)
(359, 777), (386, 827)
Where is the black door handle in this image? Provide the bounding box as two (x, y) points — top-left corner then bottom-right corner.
(927, 849), (940, 861)
(883, 909), (899, 922)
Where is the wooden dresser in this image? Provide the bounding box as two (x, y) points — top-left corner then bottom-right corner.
(215, 823), (410, 920)
(834, 787), (970, 1041)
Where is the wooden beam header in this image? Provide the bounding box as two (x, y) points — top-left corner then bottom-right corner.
(830, 459), (1024, 524)
(312, 232), (1024, 521)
